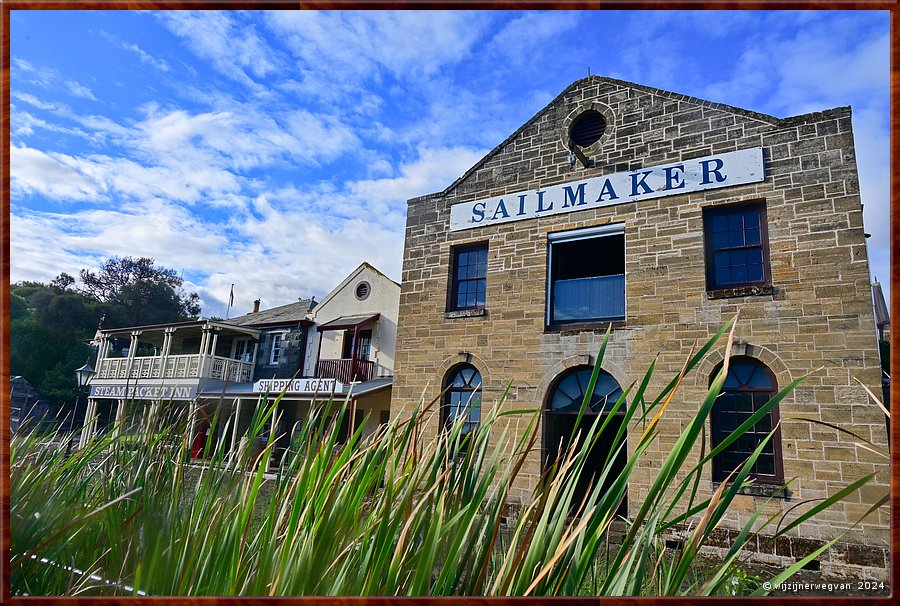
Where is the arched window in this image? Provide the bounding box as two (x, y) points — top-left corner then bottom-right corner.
(544, 366), (628, 516)
(710, 358), (783, 484)
(548, 367), (625, 414)
(443, 364), (482, 438)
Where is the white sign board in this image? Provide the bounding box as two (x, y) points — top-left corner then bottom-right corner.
(90, 385), (197, 400)
(449, 147), (765, 231)
(253, 378), (344, 394)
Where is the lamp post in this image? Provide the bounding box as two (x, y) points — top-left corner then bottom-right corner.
(68, 361), (95, 453)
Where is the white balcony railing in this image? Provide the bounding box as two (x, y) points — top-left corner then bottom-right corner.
(96, 354), (253, 383)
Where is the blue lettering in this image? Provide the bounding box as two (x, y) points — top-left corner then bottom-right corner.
(663, 165), (685, 190)
(596, 179), (618, 203)
(536, 191), (553, 212)
(562, 183), (587, 208)
(472, 202), (486, 223)
(517, 194), (528, 216)
(630, 170), (653, 196)
(700, 158), (726, 184)
(491, 199), (510, 220)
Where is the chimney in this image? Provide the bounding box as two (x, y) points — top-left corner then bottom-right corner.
(252, 299), (260, 313)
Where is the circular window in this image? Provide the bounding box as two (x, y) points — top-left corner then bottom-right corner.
(355, 281), (371, 300)
(570, 110), (607, 148)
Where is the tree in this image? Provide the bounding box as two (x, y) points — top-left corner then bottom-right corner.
(76, 256), (200, 325)
(11, 257), (203, 410)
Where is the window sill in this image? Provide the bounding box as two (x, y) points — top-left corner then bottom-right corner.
(712, 481), (790, 499)
(706, 284), (774, 300)
(545, 320), (626, 334)
(445, 308), (487, 319)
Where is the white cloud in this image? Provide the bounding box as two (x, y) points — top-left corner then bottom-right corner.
(11, 145), (102, 200)
(66, 80), (98, 101)
(266, 11), (490, 82)
(485, 11), (579, 67)
(10, 200), (231, 295)
(156, 11), (281, 93)
(11, 91), (59, 111)
(285, 110), (361, 164)
(100, 31), (172, 72)
(11, 143), (242, 205)
(11, 107), (90, 139)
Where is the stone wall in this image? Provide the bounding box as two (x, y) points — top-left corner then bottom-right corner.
(393, 77), (889, 556)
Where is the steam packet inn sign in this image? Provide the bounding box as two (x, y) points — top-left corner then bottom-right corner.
(90, 385), (198, 400)
(449, 147), (765, 231)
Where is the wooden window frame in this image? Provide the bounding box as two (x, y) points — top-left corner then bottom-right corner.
(546, 224), (626, 329)
(442, 363), (482, 443)
(268, 331), (287, 365)
(709, 357), (784, 485)
(703, 201), (772, 296)
(448, 242), (488, 312)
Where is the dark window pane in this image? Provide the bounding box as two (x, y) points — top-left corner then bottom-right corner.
(744, 210), (760, 228)
(747, 263), (764, 282)
(729, 229), (745, 247)
(745, 227), (761, 246)
(735, 393), (753, 412)
(713, 232), (730, 249)
(732, 265), (747, 283)
(715, 267), (731, 286)
(747, 369), (773, 389)
(712, 215), (729, 232)
(728, 213), (744, 231)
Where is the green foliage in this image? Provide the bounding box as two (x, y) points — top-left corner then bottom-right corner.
(78, 256), (200, 322)
(9, 321), (885, 596)
(10, 257), (203, 409)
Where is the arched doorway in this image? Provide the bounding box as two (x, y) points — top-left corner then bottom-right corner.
(543, 367), (628, 516)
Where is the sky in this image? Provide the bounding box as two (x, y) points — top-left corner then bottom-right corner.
(9, 10), (890, 318)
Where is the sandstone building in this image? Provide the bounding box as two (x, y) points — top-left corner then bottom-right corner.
(392, 77), (889, 578)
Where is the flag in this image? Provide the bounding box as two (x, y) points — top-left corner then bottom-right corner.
(228, 284), (234, 307)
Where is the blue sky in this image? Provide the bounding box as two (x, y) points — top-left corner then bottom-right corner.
(10, 10), (890, 318)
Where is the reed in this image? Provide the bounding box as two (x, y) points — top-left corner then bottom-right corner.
(9, 319), (885, 596)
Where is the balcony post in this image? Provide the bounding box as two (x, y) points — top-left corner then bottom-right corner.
(210, 328), (221, 359)
(231, 398), (242, 452)
(112, 398), (127, 438)
(125, 330), (141, 378)
(198, 326), (212, 378)
(250, 339), (259, 366)
(314, 328), (324, 376)
(78, 398), (97, 449)
(351, 325), (361, 382)
(161, 327), (176, 378)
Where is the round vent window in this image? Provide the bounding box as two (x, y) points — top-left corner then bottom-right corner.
(570, 110), (607, 148)
(355, 281), (371, 300)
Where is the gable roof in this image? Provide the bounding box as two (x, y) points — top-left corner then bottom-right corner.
(409, 75), (846, 205)
(229, 298), (316, 327)
(314, 261), (399, 310)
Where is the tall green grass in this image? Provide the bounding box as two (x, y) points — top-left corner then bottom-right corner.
(9, 319), (886, 596)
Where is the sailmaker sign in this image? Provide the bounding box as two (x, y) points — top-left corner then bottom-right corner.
(449, 147), (765, 231)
